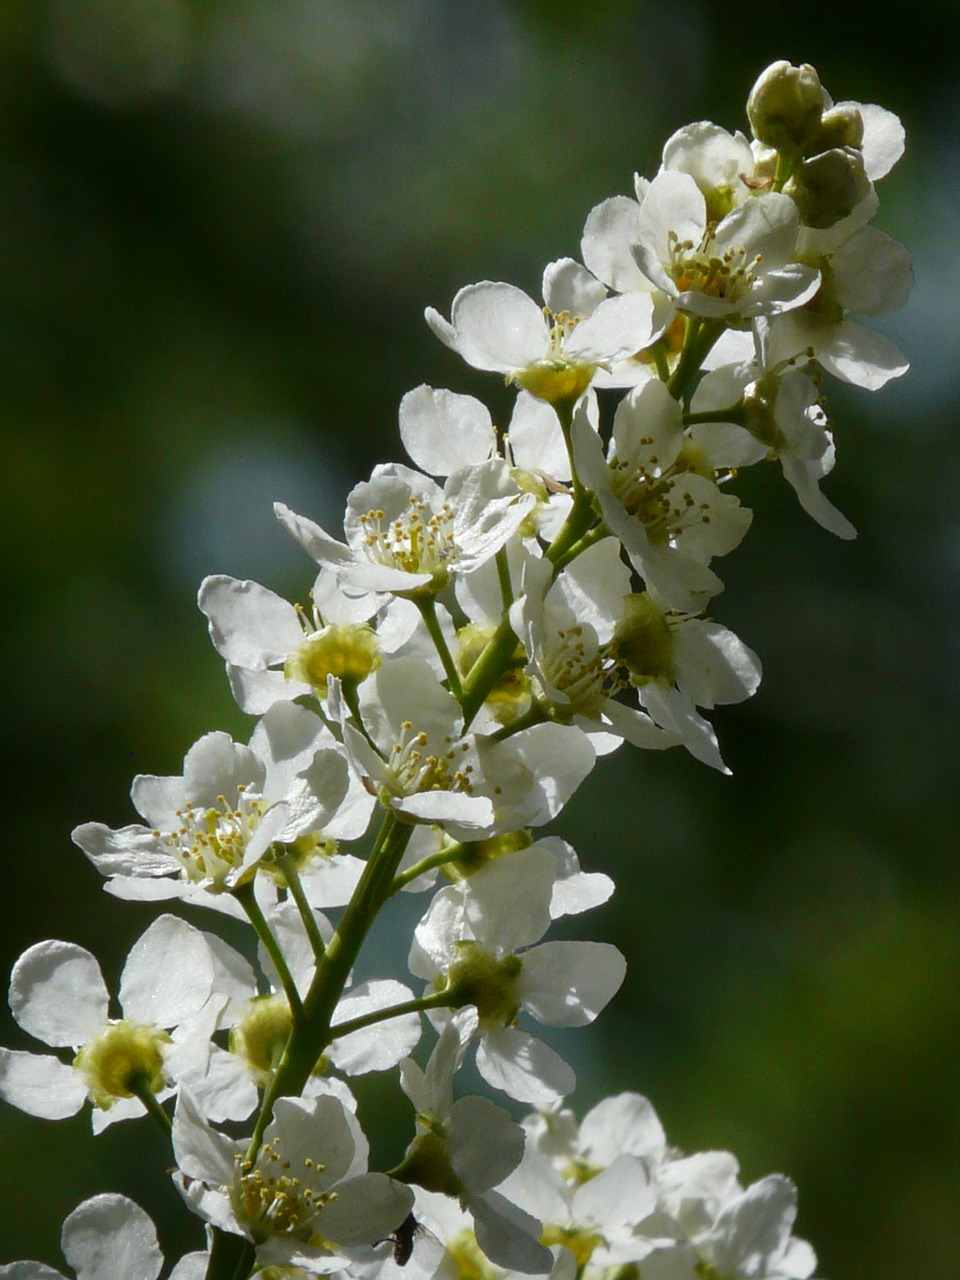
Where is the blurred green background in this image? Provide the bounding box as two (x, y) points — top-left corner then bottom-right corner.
(2, 0), (959, 1272)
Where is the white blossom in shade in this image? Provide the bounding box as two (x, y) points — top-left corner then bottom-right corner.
(758, 217), (912, 391)
(397, 1016), (554, 1275)
(72, 701), (357, 909)
(523, 1091), (667, 1177)
(639, 1175), (817, 1280)
(275, 458), (535, 597)
(408, 849), (626, 1106)
(0, 1193), (208, 1280)
(632, 172), (820, 320)
(660, 122), (757, 222)
(0, 916), (242, 1130)
(501, 1144), (660, 1269)
(172, 1089), (414, 1272)
(198, 566), (383, 716)
(689, 331), (856, 539)
(508, 542), (674, 756)
(613, 591), (762, 774)
(573, 378), (752, 613)
(425, 262), (656, 407)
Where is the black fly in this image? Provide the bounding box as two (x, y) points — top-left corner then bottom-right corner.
(387, 1212), (420, 1267)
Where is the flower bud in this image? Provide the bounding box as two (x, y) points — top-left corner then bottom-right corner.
(810, 104), (865, 155)
(613, 594), (675, 686)
(747, 61), (824, 153)
(785, 147), (871, 228)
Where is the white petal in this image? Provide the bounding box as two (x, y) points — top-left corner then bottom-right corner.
(566, 292), (655, 364)
(470, 1189), (554, 1275)
(198, 575), (302, 668)
(519, 941), (626, 1026)
(463, 848), (555, 953)
(581, 195), (650, 293)
(476, 1027), (575, 1104)
(0, 1048), (87, 1119)
(119, 915), (216, 1026)
(9, 942), (108, 1047)
(817, 319), (909, 390)
(399, 385), (496, 477)
(579, 1092), (666, 1166)
(446, 282), (549, 372)
(449, 1095), (526, 1192)
(171, 1088), (239, 1186)
(61, 1194), (163, 1280)
(314, 1174), (414, 1246)
(573, 1153), (656, 1229)
(853, 102), (905, 180)
(542, 257), (608, 316)
(71, 823), (179, 881)
(711, 1175), (797, 1280)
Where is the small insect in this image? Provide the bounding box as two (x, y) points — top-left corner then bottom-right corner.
(386, 1211), (421, 1267)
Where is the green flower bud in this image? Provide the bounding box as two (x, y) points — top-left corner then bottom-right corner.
(613, 593), (676, 686)
(809, 104), (865, 155)
(785, 147), (871, 229)
(747, 61), (824, 153)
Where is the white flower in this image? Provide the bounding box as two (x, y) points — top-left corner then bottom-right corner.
(73, 702), (356, 908)
(409, 849), (625, 1105)
(399, 385), (573, 544)
(276, 459), (534, 596)
(398, 1016), (553, 1274)
(198, 566), (383, 716)
(759, 220), (912, 391)
(0, 1193), (208, 1280)
(573, 379), (752, 612)
(0, 916), (245, 1130)
(632, 172), (820, 320)
(426, 261), (656, 406)
(508, 542), (673, 754)
(172, 1089), (414, 1272)
(499, 1145), (659, 1269)
(614, 591), (762, 773)
(690, 330), (856, 539)
(640, 1175), (817, 1280)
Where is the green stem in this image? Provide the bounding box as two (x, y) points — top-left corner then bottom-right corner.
(233, 879), (302, 1019)
(549, 522), (611, 574)
(666, 317), (725, 406)
(544, 492), (598, 568)
(459, 615), (521, 729)
(487, 703), (548, 742)
(205, 1231), (255, 1280)
(129, 1081), (171, 1135)
(327, 989), (456, 1044)
(683, 403), (746, 426)
(415, 594), (463, 699)
(391, 842), (467, 893)
(245, 811), (413, 1159)
(495, 545), (514, 610)
(278, 855), (327, 963)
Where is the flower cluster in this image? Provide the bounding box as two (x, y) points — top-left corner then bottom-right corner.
(2, 61), (910, 1280)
